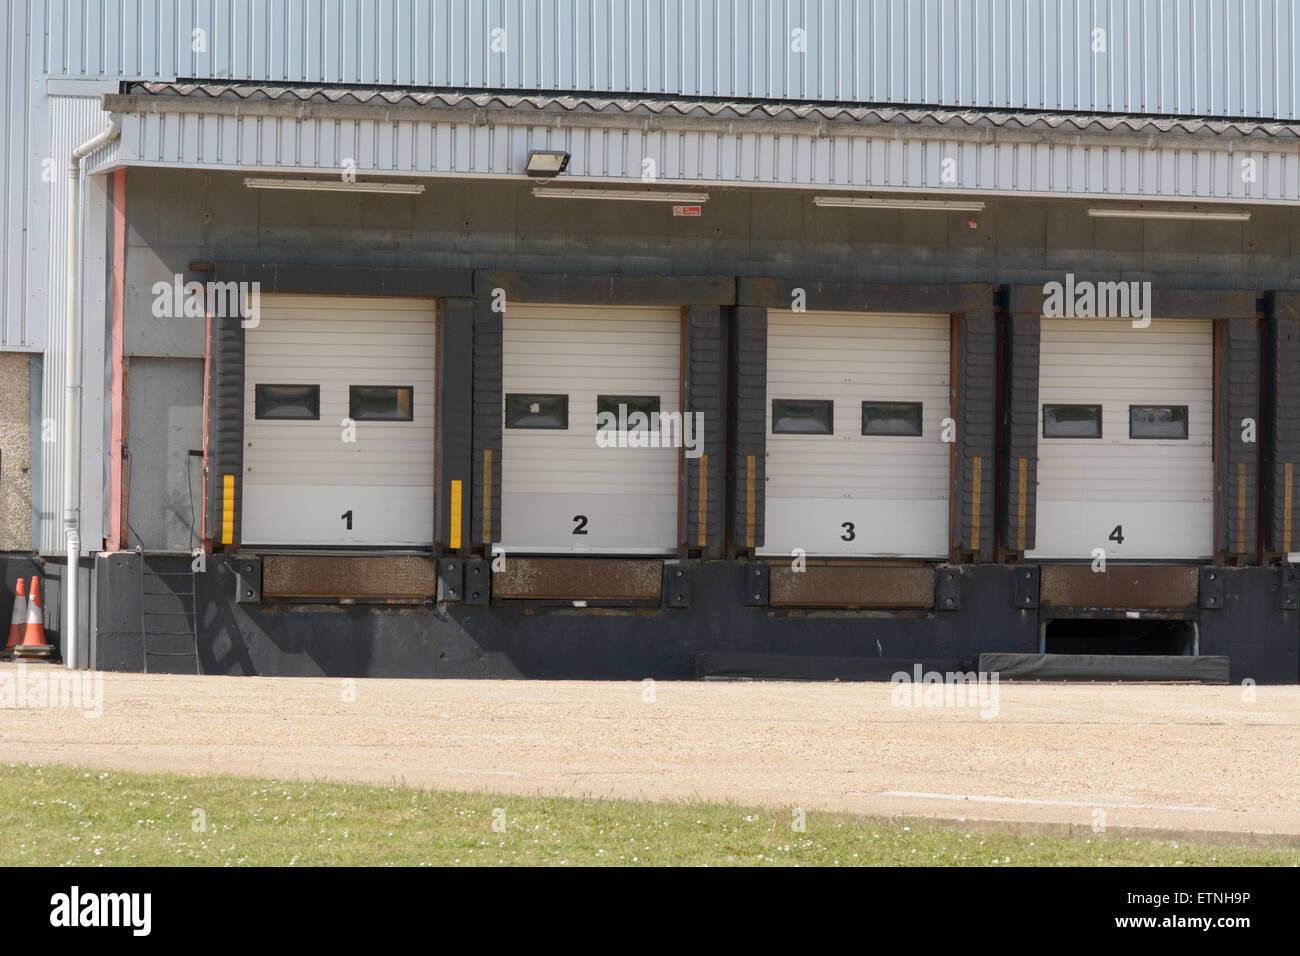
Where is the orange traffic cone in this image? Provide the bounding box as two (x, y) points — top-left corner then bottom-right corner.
(14, 576), (53, 659)
(3, 578), (25, 655)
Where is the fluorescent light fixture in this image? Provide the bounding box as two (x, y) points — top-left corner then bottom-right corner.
(1087, 206), (1251, 222)
(532, 187), (710, 203)
(813, 196), (986, 211)
(243, 177), (425, 195)
(525, 149), (571, 177)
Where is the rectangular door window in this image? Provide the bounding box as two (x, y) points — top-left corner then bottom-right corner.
(506, 394), (569, 429)
(255, 384), (320, 420)
(772, 399), (833, 435)
(350, 385), (414, 421)
(1042, 403), (1102, 438)
(861, 401), (923, 436)
(1130, 405), (1188, 439)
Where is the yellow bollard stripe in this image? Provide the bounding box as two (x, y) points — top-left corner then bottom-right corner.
(697, 453), (708, 549)
(482, 450), (492, 543)
(1017, 456), (1027, 552)
(450, 479), (463, 550)
(221, 474), (234, 545)
(746, 455), (756, 549)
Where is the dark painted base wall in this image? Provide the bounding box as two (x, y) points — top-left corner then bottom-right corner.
(81, 553), (1299, 684)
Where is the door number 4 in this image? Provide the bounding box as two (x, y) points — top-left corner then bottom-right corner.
(1108, 524), (1124, 545)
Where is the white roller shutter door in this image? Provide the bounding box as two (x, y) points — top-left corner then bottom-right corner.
(242, 294), (437, 547)
(761, 311), (951, 558)
(501, 303), (682, 554)
(1029, 318), (1213, 560)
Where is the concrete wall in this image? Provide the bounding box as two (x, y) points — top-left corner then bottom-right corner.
(0, 351), (32, 551)
(124, 167), (1300, 293)
(124, 357), (204, 552)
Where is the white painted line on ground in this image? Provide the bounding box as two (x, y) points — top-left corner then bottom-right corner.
(877, 790), (1229, 814)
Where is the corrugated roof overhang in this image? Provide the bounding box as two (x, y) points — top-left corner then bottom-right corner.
(96, 82), (1300, 205)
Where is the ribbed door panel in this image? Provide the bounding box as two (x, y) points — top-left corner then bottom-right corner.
(501, 304), (681, 554)
(242, 294), (437, 546)
(1029, 318), (1213, 560)
(761, 311), (950, 558)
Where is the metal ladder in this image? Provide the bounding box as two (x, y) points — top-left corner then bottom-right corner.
(139, 553), (201, 675)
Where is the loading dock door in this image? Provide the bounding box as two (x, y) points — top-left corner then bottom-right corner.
(500, 304), (682, 554)
(1028, 318), (1213, 560)
(760, 311), (951, 558)
(241, 295), (437, 546)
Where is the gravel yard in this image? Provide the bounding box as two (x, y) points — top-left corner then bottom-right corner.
(2, 664), (1297, 840)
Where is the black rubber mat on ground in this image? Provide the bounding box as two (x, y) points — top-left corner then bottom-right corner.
(977, 653), (1231, 683)
(694, 652), (970, 682)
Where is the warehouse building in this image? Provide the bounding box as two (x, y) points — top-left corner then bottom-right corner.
(2, 0), (1299, 682)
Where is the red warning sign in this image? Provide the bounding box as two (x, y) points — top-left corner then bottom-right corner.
(672, 205), (703, 217)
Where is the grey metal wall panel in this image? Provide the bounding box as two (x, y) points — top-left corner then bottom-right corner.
(124, 357), (205, 551)
(32, 0), (1300, 122)
(1, 0), (33, 349)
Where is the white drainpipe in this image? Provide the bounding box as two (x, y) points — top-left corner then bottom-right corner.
(64, 119), (120, 670)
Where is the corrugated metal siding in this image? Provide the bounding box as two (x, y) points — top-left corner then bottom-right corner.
(1, 0), (32, 349)
(108, 105), (1300, 205)
(760, 311), (950, 558)
(38, 95), (112, 555)
(35, 0), (1300, 122)
(500, 303), (681, 555)
(242, 294), (437, 546)
(1, 0), (51, 351)
(1029, 318), (1214, 560)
